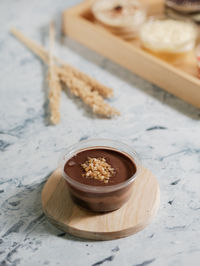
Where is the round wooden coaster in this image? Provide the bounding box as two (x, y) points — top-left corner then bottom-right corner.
(42, 167), (160, 240)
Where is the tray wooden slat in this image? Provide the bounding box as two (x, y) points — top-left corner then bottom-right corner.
(62, 0), (200, 109)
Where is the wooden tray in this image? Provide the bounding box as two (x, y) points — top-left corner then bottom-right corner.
(42, 167), (160, 240)
(62, 0), (200, 109)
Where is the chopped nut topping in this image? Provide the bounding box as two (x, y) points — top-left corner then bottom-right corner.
(81, 157), (115, 183)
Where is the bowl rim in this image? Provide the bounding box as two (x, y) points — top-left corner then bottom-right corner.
(60, 138), (141, 193)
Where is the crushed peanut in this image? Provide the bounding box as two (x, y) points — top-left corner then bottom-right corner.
(81, 157), (115, 183)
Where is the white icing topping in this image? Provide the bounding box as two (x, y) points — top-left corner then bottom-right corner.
(140, 20), (197, 53)
(92, 0), (146, 27)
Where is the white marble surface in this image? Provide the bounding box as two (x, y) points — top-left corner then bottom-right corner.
(0, 0), (200, 265)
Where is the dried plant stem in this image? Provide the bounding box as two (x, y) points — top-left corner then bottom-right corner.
(58, 65), (113, 98)
(48, 22), (62, 124)
(10, 28), (49, 64)
(59, 70), (119, 117)
(10, 27), (120, 118)
(10, 28), (113, 99)
(49, 22), (55, 73)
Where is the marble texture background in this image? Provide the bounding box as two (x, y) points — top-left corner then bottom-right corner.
(0, 0), (200, 265)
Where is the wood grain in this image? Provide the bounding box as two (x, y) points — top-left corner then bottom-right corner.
(62, 0), (200, 109)
(42, 167), (160, 240)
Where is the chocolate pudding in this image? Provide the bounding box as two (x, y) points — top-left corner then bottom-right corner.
(63, 148), (138, 212)
(64, 148), (136, 186)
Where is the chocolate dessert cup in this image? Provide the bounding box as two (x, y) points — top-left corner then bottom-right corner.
(60, 139), (141, 212)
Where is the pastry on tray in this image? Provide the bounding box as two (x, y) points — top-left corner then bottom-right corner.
(196, 45), (200, 77)
(165, 0), (200, 13)
(165, 6), (200, 23)
(139, 19), (198, 55)
(92, 0), (146, 39)
(165, 0), (200, 23)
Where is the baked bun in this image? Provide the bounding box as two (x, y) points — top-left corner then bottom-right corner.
(165, 0), (200, 13)
(165, 5), (200, 23)
(139, 19), (198, 54)
(196, 45), (200, 77)
(92, 0), (146, 39)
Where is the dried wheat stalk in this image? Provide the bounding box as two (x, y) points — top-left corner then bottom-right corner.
(10, 28), (49, 63)
(10, 28), (113, 99)
(59, 70), (119, 117)
(10, 28), (120, 118)
(59, 65), (113, 98)
(47, 22), (62, 124)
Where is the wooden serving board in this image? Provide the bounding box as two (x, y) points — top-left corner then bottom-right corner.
(42, 167), (160, 240)
(62, 0), (200, 109)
